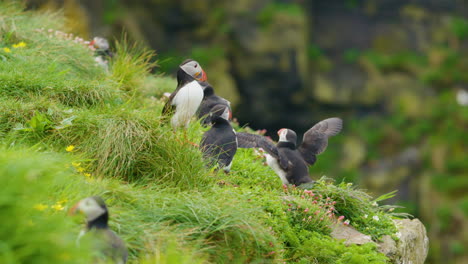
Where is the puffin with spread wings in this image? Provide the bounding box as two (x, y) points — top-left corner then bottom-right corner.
(237, 118), (343, 186)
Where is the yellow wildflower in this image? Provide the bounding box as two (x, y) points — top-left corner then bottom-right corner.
(84, 173), (91, 177)
(66, 145), (75, 152)
(3, 47), (11, 53)
(76, 167), (85, 172)
(13, 41), (26, 48)
(52, 203), (64, 211)
(71, 162), (81, 168)
(34, 204), (48, 211)
(58, 199), (68, 204)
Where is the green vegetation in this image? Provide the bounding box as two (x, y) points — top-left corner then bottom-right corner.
(0, 3), (401, 263)
(257, 2), (305, 27)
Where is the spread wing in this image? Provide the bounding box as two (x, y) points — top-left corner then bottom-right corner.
(236, 132), (279, 159)
(298, 117), (343, 164)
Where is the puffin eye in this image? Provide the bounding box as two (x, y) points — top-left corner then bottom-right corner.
(194, 64), (198, 68)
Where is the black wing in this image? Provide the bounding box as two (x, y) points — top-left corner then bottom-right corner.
(298, 117), (343, 165)
(236, 132), (279, 159)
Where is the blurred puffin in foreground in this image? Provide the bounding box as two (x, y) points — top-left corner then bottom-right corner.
(70, 196), (128, 264)
(162, 59), (206, 128)
(237, 118), (343, 186)
(200, 104), (237, 172)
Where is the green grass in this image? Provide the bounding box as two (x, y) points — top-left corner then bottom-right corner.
(0, 2), (400, 263)
(0, 149), (93, 264)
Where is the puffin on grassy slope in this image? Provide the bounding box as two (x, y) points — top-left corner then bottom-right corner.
(173, 60), (232, 126)
(70, 196), (128, 264)
(237, 118), (343, 186)
(200, 104), (237, 172)
(89, 37), (113, 70)
(197, 82), (232, 126)
(90, 37), (113, 59)
(162, 59), (206, 128)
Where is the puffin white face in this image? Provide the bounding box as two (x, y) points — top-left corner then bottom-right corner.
(221, 107), (231, 120)
(180, 60), (207, 81)
(278, 128), (288, 142)
(73, 197), (106, 222)
(92, 37), (109, 50)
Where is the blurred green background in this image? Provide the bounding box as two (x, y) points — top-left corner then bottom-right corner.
(24, 0), (468, 263)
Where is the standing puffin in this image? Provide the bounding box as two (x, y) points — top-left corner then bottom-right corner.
(69, 196), (128, 264)
(90, 37), (113, 59)
(200, 104), (237, 172)
(162, 59), (207, 128)
(197, 82), (232, 126)
(175, 60), (232, 126)
(237, 118), (343, 186)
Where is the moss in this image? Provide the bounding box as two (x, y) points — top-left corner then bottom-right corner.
(450, 17), (468, 40)
(293, 231), (388, 264)
(257, 2), (305, 27)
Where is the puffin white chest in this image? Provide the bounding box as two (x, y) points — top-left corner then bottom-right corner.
(266, 154), (289, 184)
(171, 81), (204, 127)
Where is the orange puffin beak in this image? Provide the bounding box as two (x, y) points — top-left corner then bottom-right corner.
(89, 40), (95, 47)
(228, 109), (233, 120)
(196, 69), (207, 82)
(277, 128), (285, 136)
(68, 202), (80, 216)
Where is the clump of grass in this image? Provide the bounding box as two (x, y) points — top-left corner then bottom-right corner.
(138, 234), (208, 264)
(312, 178), (399, 240)
(40, 107), (211, 188)
(151, 190), (280, 263)
(110, 37), (157, 94)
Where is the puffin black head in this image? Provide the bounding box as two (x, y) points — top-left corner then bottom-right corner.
(179, 59), (207, 82)
(278, 128), (297, 146)
(70, 196), (109, 229)
(209, 104), (231, 123)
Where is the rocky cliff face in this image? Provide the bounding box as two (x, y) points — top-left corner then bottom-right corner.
(332, 219), (429, 264)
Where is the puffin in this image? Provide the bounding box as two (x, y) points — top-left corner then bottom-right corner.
(89, 37), (113, 71)
(69, 196), (128, 264)
(237, 118), (343, 186)
(200, 104), (237, 172)
(197, 82), (232, 126)
(162, 59), (207, 128)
